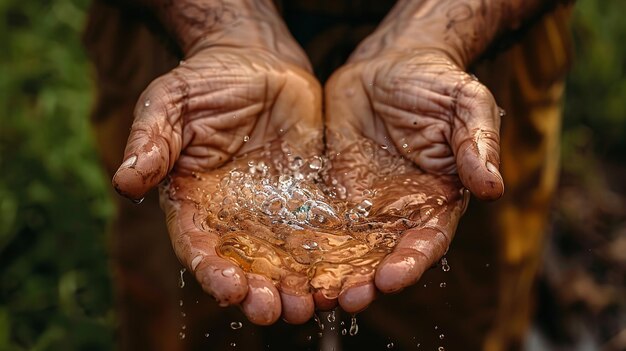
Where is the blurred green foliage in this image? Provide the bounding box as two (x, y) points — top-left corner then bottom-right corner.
(564, 0), (626, 159)
(0, 0), (624, 350)
(0, 0), (115, 350)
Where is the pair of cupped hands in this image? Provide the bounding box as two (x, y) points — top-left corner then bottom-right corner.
(111, 21), (504, 326)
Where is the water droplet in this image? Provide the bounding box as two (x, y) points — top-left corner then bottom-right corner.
(387, 342), (394, 349)
(313, 314), (325, 331)
(349, 315), (359, 336)
(181, 312), (187, 317)
(498, 107), (506, 117)
(181, 324), (186, 330)
(222, 267), (236, 277)
(289, 156), (304, 171)
(144, 99), (151, 107)
(439, 334), (445, 340)
(179, 299), (183, 307)
(179, 268), (186, 288)
(178, 331), (186, 340)
(230, 321), (243, 330)
(179, 60), (185, 65)
(402, 143), (408, 149)
(434, 325), (439, 330)
(230, 342), (237, 347)
(470, 74), (479, 81)
(306, 335), (312, 341)
(132, 197), (144, 204)
(341, 329), (347, 335)
(438, 347), (445, 351)
(440, 282), (447, 288)
(380, 144), (388, 150)
(327, 310), (336, 323)
(440, 258), (451, 272)
(243, 135), (250, 142)
(204, 333), (210, 338)
(309, 156), (323, 170)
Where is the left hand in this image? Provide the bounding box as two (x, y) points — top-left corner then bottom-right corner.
(323, 48), (504, 312)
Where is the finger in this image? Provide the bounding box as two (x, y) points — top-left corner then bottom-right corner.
(338, 282), (376, 314)
(280, 292), (314, 324)
(375, 227), (450, 293)
(161, 185), (248, 305)
(451, 78), (504, 201)
(313, 291), (338, 311)
(241, 274), (282, 325)
(112, 73), (186, 200)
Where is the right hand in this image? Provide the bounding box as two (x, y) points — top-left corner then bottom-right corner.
(112, 42), (323, 325)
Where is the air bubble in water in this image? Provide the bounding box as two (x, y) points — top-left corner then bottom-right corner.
(230, 321), (242, 330)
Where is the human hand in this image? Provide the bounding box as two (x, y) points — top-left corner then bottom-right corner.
(323, 47), (503, 312)
(111, 0), (323, 325)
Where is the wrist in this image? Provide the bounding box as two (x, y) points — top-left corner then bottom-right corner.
(350, 0), (546, 68)
(151, 0), (310, 69)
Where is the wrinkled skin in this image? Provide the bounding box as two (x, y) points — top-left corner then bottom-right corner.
(323, 49), (504, 312)
(112, 43), (504, 324)
(112, 44), (323, 325)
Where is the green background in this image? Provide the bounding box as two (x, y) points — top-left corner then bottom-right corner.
(0, 0), (624, 349)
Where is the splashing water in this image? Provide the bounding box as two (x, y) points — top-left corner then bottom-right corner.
(175, 139), (463, 299)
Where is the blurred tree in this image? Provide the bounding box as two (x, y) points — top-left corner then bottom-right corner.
(0, 0), (115, 350)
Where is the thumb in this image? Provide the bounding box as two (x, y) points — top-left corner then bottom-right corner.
(451, 78), (504, 201)
(112, 74), (186, 200)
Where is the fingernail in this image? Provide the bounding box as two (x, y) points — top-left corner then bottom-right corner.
(486, 161), (500, 176)
(191, 255), (203, 271)
(119, 155), (138, 169)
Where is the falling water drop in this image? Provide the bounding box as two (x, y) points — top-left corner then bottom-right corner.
(387, 342), (394, 349)
(440, 282), (447, 288)
(179, 268), (186, 288)
(327, 310), (336, 323)
(132, 197), (145, 204)
(230, 321), (243, 330)
(204, 333), (210, 338)
(349, 315), (359, 336)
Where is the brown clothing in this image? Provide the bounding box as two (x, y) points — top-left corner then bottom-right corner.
(84, 1), (571, 350)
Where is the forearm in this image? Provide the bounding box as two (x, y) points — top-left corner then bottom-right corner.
(352, 0), (558, 67)
(133, 0), (308, 66)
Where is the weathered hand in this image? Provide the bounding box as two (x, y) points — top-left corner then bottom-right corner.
(323, 48), (503, 312)
(112, 43), (322, 325)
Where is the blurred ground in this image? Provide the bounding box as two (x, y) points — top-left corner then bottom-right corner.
(0, 0), (624, 350)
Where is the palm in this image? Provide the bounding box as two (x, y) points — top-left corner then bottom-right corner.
(323, 49), (503, 311)
(113, 46), (323, 325)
